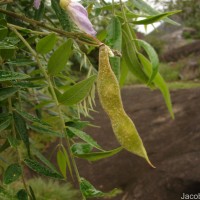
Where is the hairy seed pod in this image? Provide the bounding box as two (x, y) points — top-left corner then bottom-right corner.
(97, 45), (154, 167)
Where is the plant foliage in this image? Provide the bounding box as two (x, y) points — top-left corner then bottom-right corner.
(0, 0), (178, 199)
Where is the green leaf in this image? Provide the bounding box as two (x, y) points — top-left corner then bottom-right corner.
(13, 81), (45, 89)
(135, 39), (159, 83)
(57, 149), (67, 179)
(15, 109), (50, 127)
(48, 39), (73, 75)
(132, 11), (181, 25)
(59, 75), (97, 105)
(138, 53), (174, 118)
(0, 41), (17, 60)
(0, 113), (10, 119)
(80, 178), (103, 198)
(54, 87), (62, 100)
(13, 111), (30, 156)
(106, 17), (122, 51)
(36, 33), (57, 54)
(3, 163), (22, 184)
(109, 57), (121, 80)
(17, 189), (28, 200)
(0, 70), (29, 82)
(0, 117), (11, 132)
(80, 178), (121, 198)
(29, 125), (62, 137)
(51, 0), (71, 31)
(117, 11), (141, 20)
(0, 87), (19, 101)
(0, 18), (7, 27)
(6, 59), (35, 66)
(65, 120), (89, 130)
(0, 49), (16, 59)
(60, 146), (74, 179)
(32, 147), (58, 173)
(0, 140), (10, 153)
(71, 143), (93, 155)
(122, 30), (148, 83)
(0, 27), (8, 41)
(0, 41), (17, 50)
(95, 4), (120, 14)
(106, 16), (122, 79)
(67, 127), (102, 150)
(119, 57), (129, 87)
(65, 120), (90, 138)
(7, 135), (19, 148)
(24, 158), (63, 179)
(131, 0), (180, 25)
(73, 147), (123, 162)
(0, 186), (6, 195)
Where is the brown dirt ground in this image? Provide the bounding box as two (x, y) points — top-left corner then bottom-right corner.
(43, 86), (200, 200)
(75, 86), (200, 200)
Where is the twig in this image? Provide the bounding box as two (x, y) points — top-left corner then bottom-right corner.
(0, 8), (102, 46)
(9, 26), (84, 197)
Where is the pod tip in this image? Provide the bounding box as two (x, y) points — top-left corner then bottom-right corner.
(147, 158), (156, 169)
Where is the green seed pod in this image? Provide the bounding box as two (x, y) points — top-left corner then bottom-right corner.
(97, 45), (154, 167)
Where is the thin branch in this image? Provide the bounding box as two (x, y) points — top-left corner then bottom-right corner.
(8, 23), (49, 36)
(10, 26), (83, 189)
(112, 0), (115, 15)
(0, 8), (102, 46)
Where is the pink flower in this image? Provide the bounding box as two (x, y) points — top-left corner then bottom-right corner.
(34, 0), (41, 9)
(60, 0), (97, 36)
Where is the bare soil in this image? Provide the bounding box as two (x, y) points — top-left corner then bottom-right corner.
(75, 86), (200, 200)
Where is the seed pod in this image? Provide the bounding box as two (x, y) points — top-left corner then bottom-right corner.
(97, 45), (154, 167)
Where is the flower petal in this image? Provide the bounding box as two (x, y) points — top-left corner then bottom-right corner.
(34, 0), (41, 9)
(67, 2), (96, 36)
(68, 2), (88, 17)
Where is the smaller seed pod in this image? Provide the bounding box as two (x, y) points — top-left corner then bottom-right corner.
(97, 44), (154, 167)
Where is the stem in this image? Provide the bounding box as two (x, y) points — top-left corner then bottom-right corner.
(8, 23), (49, 36)
(112, 0), (115, 15)
(120, 0), (134, 41)
(119, 0), (138, 51)
(0, 8), (101, 46)
(10, 26), (82, 186)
